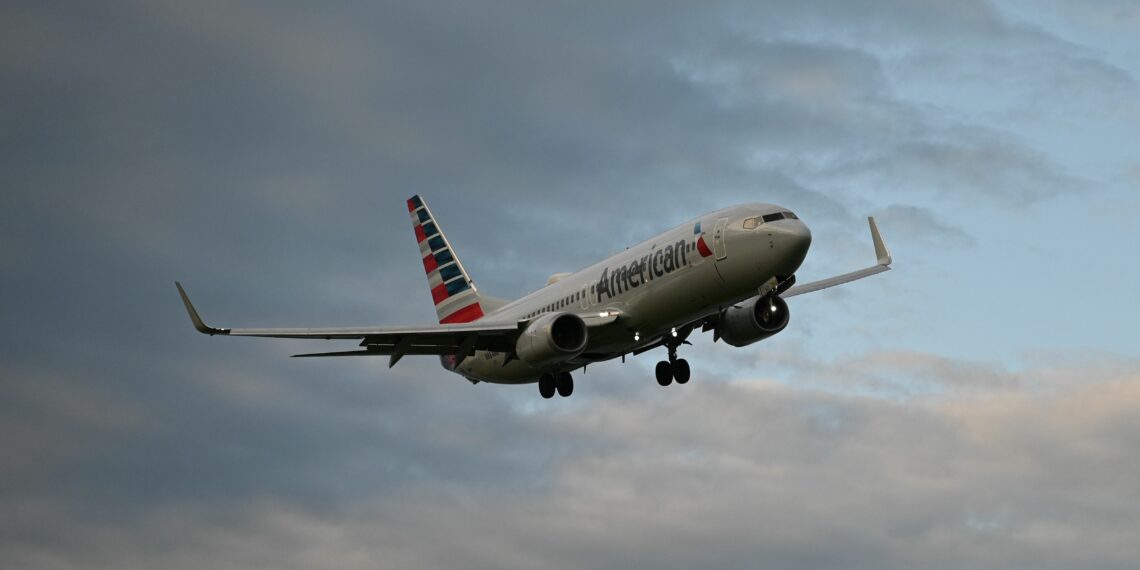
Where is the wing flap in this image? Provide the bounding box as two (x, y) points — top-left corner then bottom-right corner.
(292, 345), (463, 358)
(222, 321), (519, 340)
(292, 350), (384, 358)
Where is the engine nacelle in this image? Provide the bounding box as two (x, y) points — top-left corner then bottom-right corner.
(717, 295), (790, 348)
(515, 312), (589, 368)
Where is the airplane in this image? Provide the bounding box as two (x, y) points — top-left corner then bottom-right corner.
(177, 195), (892, 399)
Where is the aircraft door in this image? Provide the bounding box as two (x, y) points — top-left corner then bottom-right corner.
(580, 284), (589, 309)
(712, 217), (729, 260)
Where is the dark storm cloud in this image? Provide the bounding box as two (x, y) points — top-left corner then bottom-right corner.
(2, 0), (1136, 568)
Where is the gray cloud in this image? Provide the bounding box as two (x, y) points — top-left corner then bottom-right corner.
(4, 356), (1139, 569)
(872, 205), (976, 248)
(2, 0), (1137, 568)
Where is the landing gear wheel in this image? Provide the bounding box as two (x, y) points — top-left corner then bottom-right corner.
(538, 373), (556, 399)
(656, 361), (673, 386)
(556, 372), (574, 397)
(673, 359), (690, 384)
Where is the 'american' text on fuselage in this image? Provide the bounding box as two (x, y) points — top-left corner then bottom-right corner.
(595, 239), (689, 303)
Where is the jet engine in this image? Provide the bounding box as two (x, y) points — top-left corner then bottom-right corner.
(515, 312), (589, 367)
(717, 295), (790, 347)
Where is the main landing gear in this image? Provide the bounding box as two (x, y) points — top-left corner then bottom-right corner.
(538, 371), (574, 399)
(655, 343), (690, 387)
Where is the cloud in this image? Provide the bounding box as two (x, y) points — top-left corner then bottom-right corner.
(4, 355), (1138, 569)
(1023, 0), (1140, 33)
(819, 134), (1089, 205)
(2, 1), (1139, 569)
(873, 205), (975, 248)
(0, 365), (150, 483)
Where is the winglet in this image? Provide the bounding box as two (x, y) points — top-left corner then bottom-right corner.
(868, 217), (892, 266)
(175, 282), (230, 335)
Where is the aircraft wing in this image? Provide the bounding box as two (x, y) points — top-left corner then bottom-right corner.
(176, 283), (619, 366)
(177, 281), (526, 364)
(782, 216), (892, 298)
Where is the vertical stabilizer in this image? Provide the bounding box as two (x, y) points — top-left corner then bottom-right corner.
(406, 195), (485, 324)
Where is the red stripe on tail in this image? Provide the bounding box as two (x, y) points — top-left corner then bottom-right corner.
(440, 302), (484, 324)
(431, 283), (449, 304)
(422, 254), (438, 274)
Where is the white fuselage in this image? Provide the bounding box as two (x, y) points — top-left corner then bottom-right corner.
(449, 203), (812, 384)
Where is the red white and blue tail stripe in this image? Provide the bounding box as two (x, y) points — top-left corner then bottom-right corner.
(407, 195), (485, 324)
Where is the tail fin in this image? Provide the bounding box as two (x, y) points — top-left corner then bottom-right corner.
(407, 195), (486, 324)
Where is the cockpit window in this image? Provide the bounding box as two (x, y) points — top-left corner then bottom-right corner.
(760, 211), (798, 222)
(746, 211), (798, 228)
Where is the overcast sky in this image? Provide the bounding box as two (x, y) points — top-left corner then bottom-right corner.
(3, 1), (1140, 568)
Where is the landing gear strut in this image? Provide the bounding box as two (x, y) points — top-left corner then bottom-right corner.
(539, 371), (574, 399)
(656, 342), (690, 387)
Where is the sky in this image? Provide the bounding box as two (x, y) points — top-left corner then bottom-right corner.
(2, 0), (1140, 568)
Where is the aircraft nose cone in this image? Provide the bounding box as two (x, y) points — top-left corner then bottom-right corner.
(775, 222), (812, 275)
(789, 223), (812, 254)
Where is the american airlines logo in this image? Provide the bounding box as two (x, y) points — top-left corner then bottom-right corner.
(595, 239), (691, 302)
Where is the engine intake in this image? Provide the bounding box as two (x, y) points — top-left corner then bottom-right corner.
(515, 312), (589, 367)
(717, 295), (790, 347)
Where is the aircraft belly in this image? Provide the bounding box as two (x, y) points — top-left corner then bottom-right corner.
(454, 351), (543, 384)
